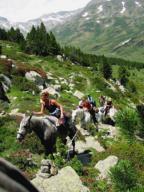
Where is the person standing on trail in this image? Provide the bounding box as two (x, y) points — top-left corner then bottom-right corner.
(33, 91), (65, 126)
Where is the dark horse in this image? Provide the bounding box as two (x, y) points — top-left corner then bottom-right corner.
(17, 115), (76, 155)
(0, 158), (39, 192)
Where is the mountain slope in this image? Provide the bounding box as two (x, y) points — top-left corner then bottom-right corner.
(53, 0), (144, 62)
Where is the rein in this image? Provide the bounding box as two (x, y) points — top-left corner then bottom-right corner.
(17, 114), (33, 139)
(28, 114), (33, 130)
(66, 129), (78, 161)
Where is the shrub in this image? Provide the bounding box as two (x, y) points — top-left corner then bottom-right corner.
(127, 81), (137, 93)
(52, 137), (68, 168)
(13, 76), (39, 93)
(118, 66), (129, 86)
(110, 160), (138, 192)
(116, 108), (139, 139)
(136, 104), (144, 137)
(66, 156), (83, 176)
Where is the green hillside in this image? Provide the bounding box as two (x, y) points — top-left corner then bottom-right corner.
(54, 0), (144, 63)
(1, 40), (144, 191)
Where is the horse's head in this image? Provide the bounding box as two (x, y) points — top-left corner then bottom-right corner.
(17, 115), (33, 142)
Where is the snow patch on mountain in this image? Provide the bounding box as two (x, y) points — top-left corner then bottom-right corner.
(119, 39), (131, 46)
(105, 24), (110, 28)
(85, 17), (90, 20)
(97, 5), (103, 13)
(113, 38), (131, 50)
(96, 20), (101, 23)
(120, 2), (126, 14)
(135, 1), (141, 7)
(82, 12), (89, 17)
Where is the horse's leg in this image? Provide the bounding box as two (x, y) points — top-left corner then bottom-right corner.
(68, 123), (76, 153)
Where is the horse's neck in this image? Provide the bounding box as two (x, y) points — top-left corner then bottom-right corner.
(30, 117), (44, 136)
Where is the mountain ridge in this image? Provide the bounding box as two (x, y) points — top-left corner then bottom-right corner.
(0, 9), (81, 34)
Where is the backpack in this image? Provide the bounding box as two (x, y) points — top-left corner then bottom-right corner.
(87, 95), (96, 107)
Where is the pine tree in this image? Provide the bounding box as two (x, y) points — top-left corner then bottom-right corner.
(7, 27), (24, 44)
(26, 25), (37, 54)
(118, 65), (129, 86)
(100, 56), (112, 79)
(0, 28), (7, 40)
(49, 31), (61, 55)
(36, 23), (48, 56)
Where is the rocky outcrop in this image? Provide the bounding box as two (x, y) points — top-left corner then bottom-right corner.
(98, 123), (119, 139)
(75, 136), (105, 153)
(95, 155), (118, 179)
(32, 166), (89, 192)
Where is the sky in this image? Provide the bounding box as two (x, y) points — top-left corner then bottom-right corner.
(0, 0), (91, 22)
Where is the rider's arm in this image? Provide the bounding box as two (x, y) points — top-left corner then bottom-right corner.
(51, 100), (64, 118)
(33, 100), (45, 115)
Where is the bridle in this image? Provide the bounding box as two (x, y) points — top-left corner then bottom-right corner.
(17, 114), (33, 139)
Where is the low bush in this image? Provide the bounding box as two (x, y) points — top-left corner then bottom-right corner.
(127, 81), (137, 93)
(116, 108), (139, 139)
(110, 160), (138, 192)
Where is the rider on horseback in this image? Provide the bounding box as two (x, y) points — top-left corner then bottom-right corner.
(79, 95), (97, 126)
(33, 91), (64, 126)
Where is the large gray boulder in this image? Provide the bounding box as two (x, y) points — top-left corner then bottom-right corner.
(25, 71), (45, 90)
(32, 166), (89, 192)
(95, 155), (118, 179)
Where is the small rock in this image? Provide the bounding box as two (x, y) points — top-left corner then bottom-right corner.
(41, 166), (50, 173)
(56, 55), (64, 62)
(41, 159), (52, 166)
